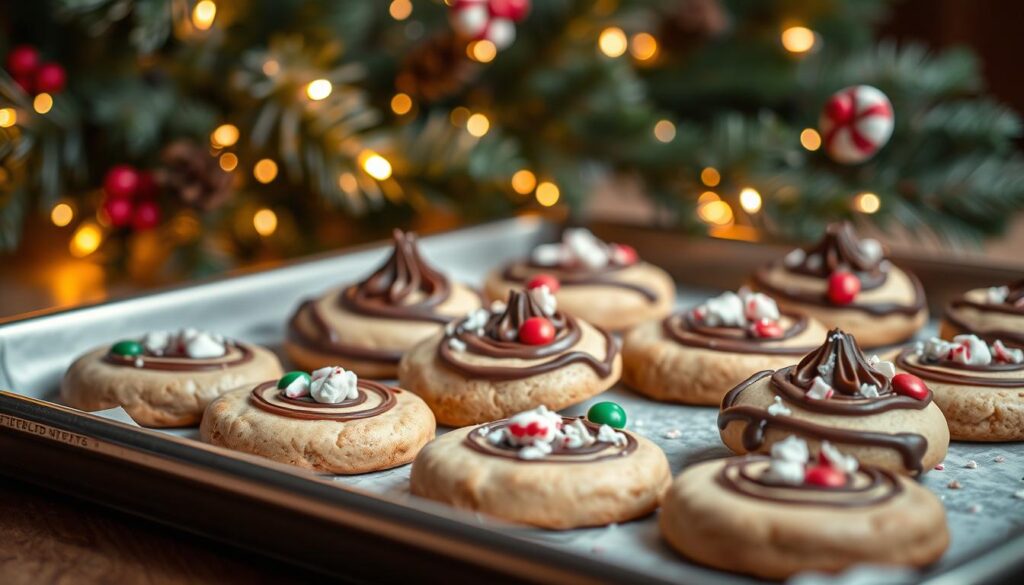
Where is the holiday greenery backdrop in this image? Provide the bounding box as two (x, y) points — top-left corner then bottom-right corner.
(2, 0), (1024, 276)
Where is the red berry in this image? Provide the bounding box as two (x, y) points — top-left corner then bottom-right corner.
(489, 0), (531, 21)
(518, 316), (555, 345)
(892, 373), (929, 401)
(804, 464), (847, 488)
(825, 92), (855, 125)
(135, 170), (159, 199)
(612, 243), (638, 265)
(827, 271), (861, 305)
(751, 319), (784, 339)
(527, 273), (560, 293)
(104, 165), (140, 198)
(131, 199), (162, 231)
(34, 62), (66, 94)
(6, 45), (40, 77)
(102, 197), (134, 228)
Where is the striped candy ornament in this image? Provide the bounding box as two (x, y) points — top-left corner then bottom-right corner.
(819, 85), (894, 165)
(449, 0), (531, 50)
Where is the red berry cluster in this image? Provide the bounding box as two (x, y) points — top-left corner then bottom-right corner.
(101, 165), (162, 231)
(6, 45), (66, 95)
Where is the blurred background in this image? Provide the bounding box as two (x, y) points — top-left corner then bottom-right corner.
(2, 0), (1024, 318)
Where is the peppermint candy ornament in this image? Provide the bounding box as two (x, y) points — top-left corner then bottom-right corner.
(449, 0), (531, 51)
(819, 85), (894, 165)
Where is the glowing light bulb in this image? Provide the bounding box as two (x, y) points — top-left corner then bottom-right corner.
(391, 93), (413, 115)
(306, 79), (333, 101)
(192, 0), (217, 30)
(360, 151), (393, 180)
(599, 27), (628, 58)
(739, 188), (762, 213)
(630, 33), (658, 61)
(854, 192), (881, 214)
(800, 128), (822, 151)
(389, 0), (413, 20)
(51, 202), (74, 227)
(781, 26), (816, 54)
(253, 159), (278, 183)
(211, 124), (239, 148)
(653, 119), (676, 143)
(701, 167), (721, 187)
(511, 170), (537, 195)
(466, 113), (490, 137)
(535, 182), (560, 207)
(33, 93), (53, 114)
(219, 152), (238, 171)
(253, 208), (278, 236)
(468, 40), (497, 63)
(70, 222), (103, 257)
(0, 108), (16, 128)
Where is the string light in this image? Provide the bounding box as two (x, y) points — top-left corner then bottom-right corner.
(653, 119), (676, 143)
(630, 33), (658, 61)
(511, 170), (537, 195)
(698, 191), (720, 204)
(0, 108), (15, 128)
(781, 26), (816, 54)
(306, 79), (333, 101)
(70, 221), (103, 257)
(360, 151), (393, 180)
(536, 182), (560, 206)
(51, 202), (74, 227)
(211, 123), (239, 148)
(219, 152), (238, 171)
(389, 0), (413, 20)
(698, 200), (734, 225)
(262, 59), (280, 76)
(800, 128), (822, 151)
(192, 0), (217, 31)
(338, 172), (358, 192)
(739, 187), (762, 213)
(854, 192), (881, 214)
(450, 106), (471, 126)
(700, 167), (721, 187)
(253, 208), (278, 236)
(466, 113), (490, 137)
(391, 93), (413, 115)
(253, 159), (278, 183)
(598, 27), (628, 58)
(468, 40), (497, 63)
(33, 93), (53, 114)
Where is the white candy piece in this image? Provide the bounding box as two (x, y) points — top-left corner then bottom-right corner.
(743, 292), (780, 322)
(772, 435), (809, 462)
(868, 355), (896, 379)
(816, 351), (837, 379)
(806, 254), (822, 271)
(531, 243), (565, 266)
(859, 383), (880, 398)
(764, 436), (809, 485)
(142, 331), (173, 356)
(922, 337), (954, 362)
(560, 418), (596, 449)
(859, 238), (884, 264)
(505, 405), (563, 447)
(461, 308), (491, 333)
(783, 248), (806, 268)
(310, 366), (359, 404)
(181, 330), (227, 359)
(807, 377), (834, 400)
(563, 228), (610, 269)
(987, 286), (1010, 304)
(596, 424), (628, 447)
(992, 340), (1024, 364)
(489, 300), (507, 313)
(698, 291), (746, 328)
(447, 338), (467, 353)
(948, 334), (992, 365)
(767, 396), (792, 417)
(283, 375), (311, 399)
(820, 441), (858, 474)
(518, 443), (552, 460)
(530, 285), (558, 316)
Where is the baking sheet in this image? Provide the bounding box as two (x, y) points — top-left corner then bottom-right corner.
(3, 217), (1023, 584)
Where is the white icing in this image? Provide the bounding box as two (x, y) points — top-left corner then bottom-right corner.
(309, 366), (358, 404)
(529, 285), (557, 316)
(859, 383), (880, 398)
(767, 396), (791, 416)
(987, 286), (1010, 304)
(283, 375), (311, 399)
(820, 441), (858, 474)
(859, 238), (884, 264)
(807, 377), (834, 400)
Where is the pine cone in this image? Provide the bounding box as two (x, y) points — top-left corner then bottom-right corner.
(157, 140), (233, 211)
(396, 34), (480, 103)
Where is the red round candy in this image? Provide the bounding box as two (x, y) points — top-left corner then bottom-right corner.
(489, 0), (531, 21)
(131, 199), (162, 231)
(892, 373), (929, 400)
(6, 45), (40, 77)
(34, 62), (66, 94)
(751, 319), (784, 339)
(613, 243), (638, 265)
(804, 464), (847, 488)
(527, 273), (560, 293)
(102, 197), (134, 228)
(519, 316), (555, 345)
(104, 165), (140, 199)
(825, 92), (855, 125)
(827, 271), (861, 305)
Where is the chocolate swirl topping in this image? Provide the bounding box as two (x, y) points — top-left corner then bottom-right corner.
(661, 309), (813, 356)
(895, 347), (1024, 388)
(944, 279), (1024, 348)
(437, 290), (619, 381)
(463, 417), (637, 463)
(716, 456), (903, 508)
(249, 379), (397, 421)
(338, 229), (453, 324)
(103, 341), (254, 371)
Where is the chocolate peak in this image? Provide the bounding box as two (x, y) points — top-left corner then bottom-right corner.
(791, 329), (889, 396)
(353, 229), (450, 306)
(792, 222), (883, 278)
(484, 290), (562, 342)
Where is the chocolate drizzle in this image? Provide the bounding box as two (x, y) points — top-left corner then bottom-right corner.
(501, 261), (659, 302)
(249, 379), (397, 420)
(463, 417), (637, 463)
(1007, 280), (1024, 306)
(895, 348), (1024, 388)
(338, 229), (453, 324)
(437, 290), (619, 381)
(661, 310), (813, 356)
(944, 280), (1024, 348)
(288, 300), (405, 364)
(103, 342), (254, 371)
(716, 456), (903, 507)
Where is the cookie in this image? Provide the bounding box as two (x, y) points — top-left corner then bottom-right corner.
(398, 287), (621, 426)
(660, 437), (949, 579)
(940, 281), (1024, 348)
(896, 334), (1024, 441)
(61, 329), (283, 428)
(718, 329), (949, 475)
(200, 366), (435, 474)
(285, 229), (482, 378)
(410, 404), (670, 529)
(483, 228), (674, 331)
(749, 222), (927, 348)
(623, 288), (829, 405)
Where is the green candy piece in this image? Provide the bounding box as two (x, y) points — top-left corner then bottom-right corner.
(110, 340), (144, 357)
(277, 371), (312, 389)
(587, 401), (627, 429)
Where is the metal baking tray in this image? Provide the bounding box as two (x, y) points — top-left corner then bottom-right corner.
(2, 217), (1023, 584)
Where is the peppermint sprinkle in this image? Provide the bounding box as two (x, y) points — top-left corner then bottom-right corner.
(964, 460), (978, 469)
(934, 464), (945, 471)
(662, 429), (682, 439)
(948, 480), (962, 490)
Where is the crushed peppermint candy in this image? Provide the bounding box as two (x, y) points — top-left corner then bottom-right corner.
(817, 351), (837, 379)
(807, 376), (835, 400)
(783, 248), (806, 268)
(995, 455), (1007, 463)
(948, 480), (962, 489)
(662, 429), (682, 439)
(868, 355), (896, 379)
(763, 436), (809, 485)
(461, 308), (491, 334)
(310, 366), (359, 404)
(529, 285), (557, 316)
(820, 441), (858, 474)
(964, 460), (978, 469)
(988, 286), (1010, 304)
(690, 289), (782, 330)
(447, 338), (467, 352)
(934, 464), (945, 471)
(767, 396), (792, 416)
(859, 383), (880, 398)
(489, 300), (507, 313)
(992, 340), (1024, 364)
(487, 405), (628, 460)
(530, 228), (629, 270)
(918, 334), (1023, 366)
(140, 328), (228, 359)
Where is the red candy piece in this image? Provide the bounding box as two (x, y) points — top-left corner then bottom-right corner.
(527, 273), (561, 293)
(751, 319), (784, 339)
(132, 199), (162, 231)
(34, 62), (66, 94)
(824, 92), (855, 126)
(519, 316), (555, 345)
(892, 373), (929, 400)
(612, 243), (638, 265)
(6, 45), (40, 77)
(104, 164), (141, 199)
(489, 0), (531, 20)
(102, 197), (134, 228)
(509, 420), (548, 438)
(804, 464), (847, 488)
(827, 271), (861, 305)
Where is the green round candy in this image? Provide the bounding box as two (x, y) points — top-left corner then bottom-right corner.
(110, 340), (144, 357)
(587, 401), (626, 429)
(277, 371), (312, 389)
